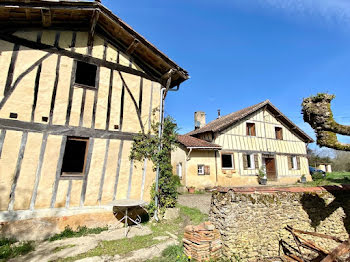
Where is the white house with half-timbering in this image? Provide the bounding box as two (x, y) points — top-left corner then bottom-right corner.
(172, 100), (313, 189)
(0, 0), (188, 239)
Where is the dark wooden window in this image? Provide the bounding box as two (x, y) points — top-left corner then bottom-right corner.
(75, 61), (97, 88)
(222, 154), (234, 169)
(61, 137), (89, 177)
(275, 127), (283, 140)
(246, 123), (256, 136)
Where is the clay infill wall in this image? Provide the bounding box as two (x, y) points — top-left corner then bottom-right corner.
(209, 186), (350, 260)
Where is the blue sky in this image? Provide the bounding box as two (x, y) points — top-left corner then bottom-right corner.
(103, 0), (350, 148)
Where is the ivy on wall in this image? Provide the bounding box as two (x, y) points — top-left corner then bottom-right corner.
(130, 115), (179, 215)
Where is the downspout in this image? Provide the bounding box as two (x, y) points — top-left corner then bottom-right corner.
(154, 70), (180, 221)
(154, 87), (166, 221)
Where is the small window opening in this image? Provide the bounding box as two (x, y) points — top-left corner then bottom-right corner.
(246, 154), (255, 169)
(75, 61), (97, 88)
(291, 156), (298, 170)
(61, 137), (89, 176)
(9, 112), (18, 119)
(197, 165), (205, 175)
(246, 123), (256, 136)
(42, 116), (48, 122)
(222, 154), (234, 169)
(275, 127), (283, 140)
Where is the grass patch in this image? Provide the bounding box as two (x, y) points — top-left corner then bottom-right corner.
(56, 234), (161, 262)
(53, 244), (76, 253)
(49, 226), (108, 241)
(304, 172), (350, 186)
(147, 244), (190, 262)
(0, 238), (35, 261)
(56, 206), (208, 261)
(178, 205), (208, 225)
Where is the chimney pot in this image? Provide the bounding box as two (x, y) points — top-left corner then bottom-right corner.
(194, 111), (206, 129)
(217, 109), (221, 118)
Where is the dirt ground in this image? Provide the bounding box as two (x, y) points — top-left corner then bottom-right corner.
(178, 193), (212, 214)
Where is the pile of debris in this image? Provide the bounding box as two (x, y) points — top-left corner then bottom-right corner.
(183, 221), (222, 261)
(280, 225), (350, 262)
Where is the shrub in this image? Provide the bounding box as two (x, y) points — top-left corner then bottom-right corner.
(0, 238), (34, 260)
(49, 225), (108, 241)
(311, 172), (325, 181)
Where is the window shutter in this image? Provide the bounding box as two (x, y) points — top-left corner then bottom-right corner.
(243, 154), (248, 169)
(288, 156), (293, 170)
(297, 157), (301, 170)
(252, 124), (256, 136)
(279, 129), (283, 140)
(205, 165), (210, 175)
(246, 124), (249, 136)
(254, 154), (259, 169)
(176, 164), (179, 176)
(197, 165), (200, 175)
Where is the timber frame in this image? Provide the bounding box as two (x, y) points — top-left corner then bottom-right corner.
(0, 0), (189, 88)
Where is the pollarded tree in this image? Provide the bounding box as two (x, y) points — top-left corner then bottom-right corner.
(302, 93), (350, 151)
(302, 93), (350, 261)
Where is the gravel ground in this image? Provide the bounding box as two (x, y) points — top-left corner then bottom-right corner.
(178, 193), (212, 214)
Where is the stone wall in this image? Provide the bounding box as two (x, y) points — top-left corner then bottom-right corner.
(209, 186), (350, 260)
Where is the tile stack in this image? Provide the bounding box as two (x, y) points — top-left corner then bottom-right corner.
(183, 221), (222, 261)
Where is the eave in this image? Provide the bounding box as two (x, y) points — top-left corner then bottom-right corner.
(0, 0), (189, 88)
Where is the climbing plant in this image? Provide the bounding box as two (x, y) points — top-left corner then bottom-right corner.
(130, 115), (179, 215)
(302, 93), (350, 151)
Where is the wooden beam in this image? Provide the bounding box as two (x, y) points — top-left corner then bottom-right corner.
(87, 9), (100, 54)
(126, 38), (140, 55)
(41, 8), (51, 27)
(321, 239), (350, 262)
(0, 34), (157, 82)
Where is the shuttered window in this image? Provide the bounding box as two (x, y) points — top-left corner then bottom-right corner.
(288, 156), (300, 170)
(275, 127), (283, 140)
(222, 154), (234, 169)
(198, 165), (210, 175)
(246, 123), (256, 136)
(243, 154), (257, 169)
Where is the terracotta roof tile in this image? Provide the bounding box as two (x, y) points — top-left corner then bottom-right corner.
(177, 135), (221, 149)
(187, 100), (313, 143)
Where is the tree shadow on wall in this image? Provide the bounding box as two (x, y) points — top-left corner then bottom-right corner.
(300, 186), (350, 234)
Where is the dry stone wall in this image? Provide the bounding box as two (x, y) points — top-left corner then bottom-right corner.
(209, 186), (350, 260)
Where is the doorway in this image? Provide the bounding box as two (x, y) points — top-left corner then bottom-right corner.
(264, 157), (277, 181)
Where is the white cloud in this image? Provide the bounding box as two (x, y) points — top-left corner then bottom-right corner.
(255, 0), (350, 27)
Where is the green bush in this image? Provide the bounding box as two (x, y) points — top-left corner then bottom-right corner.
(311, 172), (325, 181)
(49, 225), (108, 241)
(0, 238), (34, 260)
(130, 116), (179, 216)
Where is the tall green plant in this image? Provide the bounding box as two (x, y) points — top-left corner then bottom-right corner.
(130, 116), (179, 215)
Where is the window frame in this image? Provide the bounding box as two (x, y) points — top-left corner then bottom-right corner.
(197, 164), (205, 175)
(275, 126), (283, 140)
(74, 60), (98, 89)
(246, 122), (256, 136)
(176, 162), (183, 179)
(246, 154), (255, 169)
(60, 137), (90, 179)
(291, 156), (298, 170)
(221, 153), (234, 169)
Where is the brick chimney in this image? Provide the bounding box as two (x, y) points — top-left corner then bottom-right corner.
(194, 111), (206, 129)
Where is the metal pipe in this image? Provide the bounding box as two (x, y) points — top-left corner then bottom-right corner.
(154, 87), (166, 221)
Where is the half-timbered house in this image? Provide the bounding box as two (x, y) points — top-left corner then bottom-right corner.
(0, 0), (188, 239)
(172, 100), (313, 189)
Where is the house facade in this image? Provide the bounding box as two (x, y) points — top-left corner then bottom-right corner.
(0, 0), (188, 239)
(172, 100), (313, 189)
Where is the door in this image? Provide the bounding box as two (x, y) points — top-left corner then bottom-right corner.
(176, 163), (182, 179)
(265, 158), (277, 180)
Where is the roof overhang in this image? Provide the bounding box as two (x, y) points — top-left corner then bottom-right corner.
(0, 0), (189, 88)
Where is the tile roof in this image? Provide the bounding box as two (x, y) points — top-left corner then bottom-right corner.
(177, 135), (221, 149)
(187, 100), (313, 143)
